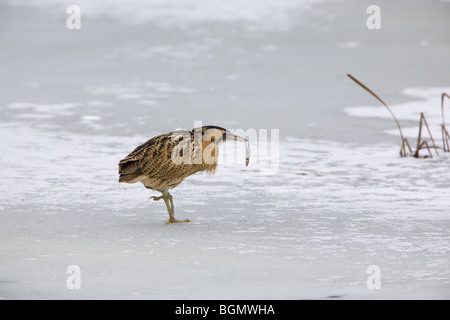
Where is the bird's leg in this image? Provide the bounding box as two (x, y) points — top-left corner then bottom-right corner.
(163, 191), (191, 224)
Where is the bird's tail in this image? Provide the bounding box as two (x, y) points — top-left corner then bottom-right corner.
(119, 172), (142, 183)
(118, 160), (143, 183)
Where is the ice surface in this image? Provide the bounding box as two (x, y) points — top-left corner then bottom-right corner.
(9, 0), (322, 31)
(345, 87), (450, 140)
(1, 123), (450, 299)
(1, 0), (450, 300)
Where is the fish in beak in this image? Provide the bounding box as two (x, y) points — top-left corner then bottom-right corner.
(224, 131), (251, 166)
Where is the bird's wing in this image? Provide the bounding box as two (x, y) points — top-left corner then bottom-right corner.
(118, 131), (196, 181)
(139, 132), (196, 180)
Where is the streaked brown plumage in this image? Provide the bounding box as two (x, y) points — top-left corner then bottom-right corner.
(118, 126), (249, 223)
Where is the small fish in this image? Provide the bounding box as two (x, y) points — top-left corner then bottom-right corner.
(245, 139), (251, 166)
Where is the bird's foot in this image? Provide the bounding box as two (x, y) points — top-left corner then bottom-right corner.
(148, 195), (164, 201)
(165, 218), (192, 224)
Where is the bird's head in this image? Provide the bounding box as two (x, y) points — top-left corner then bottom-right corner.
(194, 125), (250, 167)
(198, 125), (247, 144)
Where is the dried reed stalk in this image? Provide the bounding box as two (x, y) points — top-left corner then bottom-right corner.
(347, 74), (412, 157)
(441, 93), (450, 152)
(414, 112), (439, 158)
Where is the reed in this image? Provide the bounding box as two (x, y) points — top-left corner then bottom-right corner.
(347, 74), (412, 157)
(347, 74), (446, 158)
(441, 93), (450, 152)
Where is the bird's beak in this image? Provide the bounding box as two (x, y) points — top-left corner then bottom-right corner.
(224, 132), (246, 143)
(224, 132), (251, 167)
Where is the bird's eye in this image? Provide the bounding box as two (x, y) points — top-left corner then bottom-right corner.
(211, 136), (216, 142)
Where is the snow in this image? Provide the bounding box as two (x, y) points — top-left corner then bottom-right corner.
(1, 0), (450, 300)
(9, 0), (322, 31)
(1, 122), (449, 299)
(345, 87), (450, 140)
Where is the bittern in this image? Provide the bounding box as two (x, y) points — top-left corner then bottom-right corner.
(118, 126), (250, 223)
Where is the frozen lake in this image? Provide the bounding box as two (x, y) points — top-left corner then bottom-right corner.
(1, 0), (450, 299)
